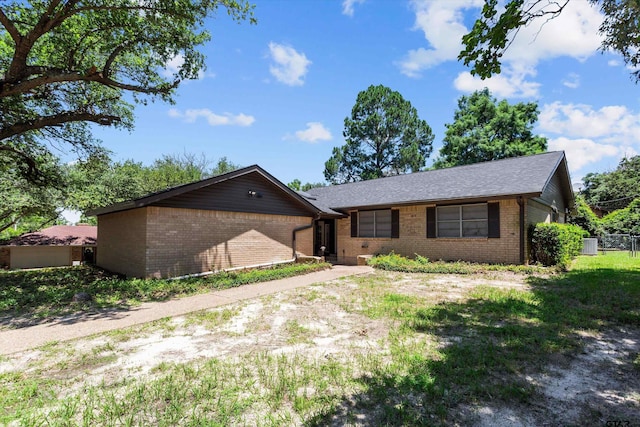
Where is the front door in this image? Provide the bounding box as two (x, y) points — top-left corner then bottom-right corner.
(315, 220), (336, 256)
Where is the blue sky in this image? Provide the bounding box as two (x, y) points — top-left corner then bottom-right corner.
(93, 0), (640, 190)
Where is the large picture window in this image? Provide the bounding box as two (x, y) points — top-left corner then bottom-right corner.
(436, 203), (489, 238)
(427, 203), (499, 239)
(350, 209), (399, 238)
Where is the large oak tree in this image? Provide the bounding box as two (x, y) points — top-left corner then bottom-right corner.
(324, 84), (434, 184)
(0, 0), (254, 183)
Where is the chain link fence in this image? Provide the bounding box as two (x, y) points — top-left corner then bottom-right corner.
(599, 234), (638, 257)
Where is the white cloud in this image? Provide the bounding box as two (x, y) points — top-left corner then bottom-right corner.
(539, 102), (640, 144)
(608, 59), (621, 67)
(454, 70), (540, 98)
(294, 122), (332, 143)
(398, 0), (482, 77)
(501, 1), (603, 67)
(268, 42), (311, 86)
(562, 73), (580, 89)
(168, 108), (255, 127)
(548, 137), (620, 172)
(400, 0), (603, 96)
(342, 0), (365, 17)
(539, 101), (640, 173)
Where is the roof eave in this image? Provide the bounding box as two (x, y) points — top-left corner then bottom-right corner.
(327, 192), (542, 212)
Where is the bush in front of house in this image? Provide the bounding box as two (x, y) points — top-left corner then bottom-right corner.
(367, 252), (547, 274)
(530, 223), (587, 268)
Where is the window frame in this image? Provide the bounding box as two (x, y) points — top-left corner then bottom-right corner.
(436, 203), (489, 238)
(351, 209), (399, 238)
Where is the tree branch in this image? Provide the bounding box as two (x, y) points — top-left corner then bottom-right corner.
(0, 112), (120, 141)
(0, 6), (22, 44)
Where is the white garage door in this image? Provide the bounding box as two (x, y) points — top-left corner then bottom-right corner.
(10, 246), (71, 269)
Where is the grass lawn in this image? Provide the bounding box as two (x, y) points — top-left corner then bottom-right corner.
(1, 253), (638, 426)
(0, 262), (331, 322)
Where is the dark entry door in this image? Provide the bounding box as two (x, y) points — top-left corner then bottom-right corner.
(315, 220), (335, 256)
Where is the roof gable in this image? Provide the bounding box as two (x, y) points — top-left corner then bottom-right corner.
(87, 165), (321, 217)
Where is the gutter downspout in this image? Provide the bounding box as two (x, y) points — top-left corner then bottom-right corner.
(517, 196), (525, 264)
(292, 215), (319, 260)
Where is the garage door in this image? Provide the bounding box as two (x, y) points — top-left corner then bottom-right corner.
(10, 246), (71, 269)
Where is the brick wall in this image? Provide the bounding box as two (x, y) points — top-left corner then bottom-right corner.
(336, 199), (521, 265)
(96, 208), (148, 277)
(144, 207), (313, 278)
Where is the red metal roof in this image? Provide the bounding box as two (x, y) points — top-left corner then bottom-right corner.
(5, 225), (97, 246)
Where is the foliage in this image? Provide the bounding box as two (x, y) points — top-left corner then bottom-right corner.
(367, 252), (550, 275)
(530, 223), (586, 268)
(0, 262), (330, 317)
(568, 194), (603, 237)
(460, 0), (640, 82)
(433, 88), (547, 168)
(581, 155), (640, 212)
(324, 84), (434, 184)
(0, 153), (66, 235)
(0, 0), (255, 184)
(287, 179), (326, 192)
(601, 197), (640, 235)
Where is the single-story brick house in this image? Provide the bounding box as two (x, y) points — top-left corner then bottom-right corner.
(88, 151), (573, 278)
(0, 225), (97, 270)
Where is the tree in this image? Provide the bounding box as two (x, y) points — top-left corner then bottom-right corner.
(287, 179), (326, 191)
(568, 195), (603, 237)
(581, 156), (640, 212)
(66, 152), (240, 217)
(211, 156), (241, 176)
(602, 198), (640, 235)
(324, 84), (434, 184)
(460, 0), (640, 82)
(0, 0), (255, 183)
(433, 88), (547, 169)
(0, 154), (66, 235)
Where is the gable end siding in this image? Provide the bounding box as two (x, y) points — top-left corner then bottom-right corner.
(152, 172), (313, 217)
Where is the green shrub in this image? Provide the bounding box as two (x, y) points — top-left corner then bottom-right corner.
(367, 252), (548, 275)
(530, 223), (586, 268)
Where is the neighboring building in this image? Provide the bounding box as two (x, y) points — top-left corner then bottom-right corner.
(88, 151), (573, 278)
(0, 225), (97, 270)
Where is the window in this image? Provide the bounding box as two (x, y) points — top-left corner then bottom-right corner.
(350, 209), (399, 238)
(427, 203), (499, 239)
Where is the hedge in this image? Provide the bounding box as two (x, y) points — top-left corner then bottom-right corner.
(530, 222), (587, 269)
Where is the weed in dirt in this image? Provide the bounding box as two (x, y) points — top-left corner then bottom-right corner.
(2, 253), (638, 426)
(184, 307), (239, 329)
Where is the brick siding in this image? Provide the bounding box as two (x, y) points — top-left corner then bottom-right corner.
(97, 206), (313, 278)
(335, 199), (522, 265)
(145, 207), (313, 278)
(96, 208), (148, 277)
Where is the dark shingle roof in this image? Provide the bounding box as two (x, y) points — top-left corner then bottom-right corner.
(304, 151), (569, 213)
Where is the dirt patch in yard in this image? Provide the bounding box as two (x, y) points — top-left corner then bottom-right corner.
(1, 271), (638, 425)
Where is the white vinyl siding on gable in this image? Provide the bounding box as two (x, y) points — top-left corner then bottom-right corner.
(437, 204), (488, 238)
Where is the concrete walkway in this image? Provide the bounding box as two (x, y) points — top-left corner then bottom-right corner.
(0, 265), (374, 356)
